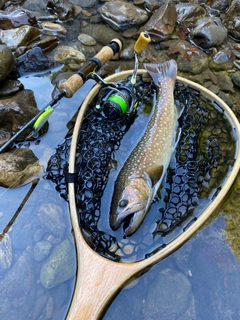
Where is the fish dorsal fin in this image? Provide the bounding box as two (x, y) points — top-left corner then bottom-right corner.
(145, 165), (164, 187)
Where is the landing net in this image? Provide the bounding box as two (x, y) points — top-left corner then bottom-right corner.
(46, 77), (237, 262)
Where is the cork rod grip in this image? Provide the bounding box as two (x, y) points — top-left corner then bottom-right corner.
(58, 39), (123, 98)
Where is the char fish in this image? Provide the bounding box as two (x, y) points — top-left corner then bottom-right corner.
(110, 59), (179, 236)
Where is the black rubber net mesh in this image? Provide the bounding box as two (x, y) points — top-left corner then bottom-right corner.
(46, 78), (236, 262)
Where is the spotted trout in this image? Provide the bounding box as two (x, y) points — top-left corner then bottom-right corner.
(110, 59), (178, 236)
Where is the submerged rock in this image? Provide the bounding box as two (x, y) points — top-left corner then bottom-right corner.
(33, 240), (52, 262)
(168, 40), (209, 74)
(40, 239), (76, 289)
(142, 268), (192, 319)
(0, 148), (43, 188)
(53, 45), (86, 68)
(140, 0), (177, 42)
(0, 89), (47, 147)
(100, 1), (148, 31)
(37, 203), (66, 238)
(0, 251), (36, 320)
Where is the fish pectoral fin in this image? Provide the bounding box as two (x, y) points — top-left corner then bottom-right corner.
(176, 102), (185, 119)
(174, 126), (182, 148)
(145, 165), (164, 187)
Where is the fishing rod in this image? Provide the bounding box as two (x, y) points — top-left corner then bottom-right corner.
(0, 38), (123, 154)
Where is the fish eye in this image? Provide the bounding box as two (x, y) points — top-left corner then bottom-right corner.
(119, 199), (128, 208)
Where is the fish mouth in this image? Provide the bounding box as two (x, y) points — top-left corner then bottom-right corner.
(111, 204), (146, 236)
(123, 210), (146, 236)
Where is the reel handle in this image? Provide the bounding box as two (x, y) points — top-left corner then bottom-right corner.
(58, 39), (123, 98)
(134, 32), (151, 54)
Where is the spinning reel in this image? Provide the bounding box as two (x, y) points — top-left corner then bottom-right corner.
(92, 74), (138, 120)
(89, 32), (151, 120)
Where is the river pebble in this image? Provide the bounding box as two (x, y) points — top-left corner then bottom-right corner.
(33, 240), (53, 262)
(37, 203), (66, 238)
(40, 239), (76, 289)
(39, 21), (67, 35)
(78, 33), (96, 46)
(53, 45), (86, 68)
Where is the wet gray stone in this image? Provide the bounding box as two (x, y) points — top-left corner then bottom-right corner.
(100, 1), (148, 31)
(176, 3), (206, 25)
(33, 240), (52, 262)
(40, 239), (76, 289)
(210, 47), (235, 71)
(37, 203), (66, 238)
(190, 17), (227, 49)
(142, 268), (192, 320)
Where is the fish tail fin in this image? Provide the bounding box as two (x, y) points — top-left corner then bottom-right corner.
(143, 60), (177, 85)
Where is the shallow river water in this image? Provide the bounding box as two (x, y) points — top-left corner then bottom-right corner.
(0, 0), (240, 319)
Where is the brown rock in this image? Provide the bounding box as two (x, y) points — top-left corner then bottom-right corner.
(0, 148), (42, 188)
(140, 0), (177, 42)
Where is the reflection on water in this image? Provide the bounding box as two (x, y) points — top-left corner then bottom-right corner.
(0, 74), (93, 319)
